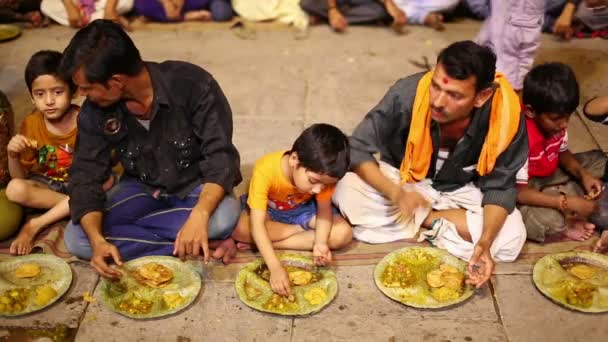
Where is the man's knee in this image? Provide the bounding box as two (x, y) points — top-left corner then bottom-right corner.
(495, 209), (527, 262)
(64, 221), (93, 260)
(208, 194), (241, 240)
(5, 179), (29, 203)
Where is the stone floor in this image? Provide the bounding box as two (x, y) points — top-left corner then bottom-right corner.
(1, 18), (608, 342)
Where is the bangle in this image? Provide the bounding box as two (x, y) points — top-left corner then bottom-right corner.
(558, 193), (568, 212)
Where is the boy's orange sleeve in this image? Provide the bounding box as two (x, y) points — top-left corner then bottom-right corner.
(315, 185), (335, 203)
(247, 161), (271, 211)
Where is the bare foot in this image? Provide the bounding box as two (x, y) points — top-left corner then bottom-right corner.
(594, 230), (608, 253)
(424, 13), (445, 31)
(236, 242), (253, 251)
(563, 220), (595, 241)
(211, 238), (237, 264)
(184, 10), (212, 22)
(9, 219), (41, 255)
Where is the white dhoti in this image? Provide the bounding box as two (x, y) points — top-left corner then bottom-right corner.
(333, 161), (526, 262)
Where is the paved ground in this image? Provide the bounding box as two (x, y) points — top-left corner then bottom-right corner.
(1, 18), (608, 342)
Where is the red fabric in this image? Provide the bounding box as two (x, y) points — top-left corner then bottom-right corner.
(526, 117), (566, 179)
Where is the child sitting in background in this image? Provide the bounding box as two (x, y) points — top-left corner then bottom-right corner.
(516, 62), (607, 244)
(134, 0), (233, 23)
(6, 50), (80, 255)
(40, 0), (133, 28)
(475, 0), (545, 93)
(232, 123), (352, 296)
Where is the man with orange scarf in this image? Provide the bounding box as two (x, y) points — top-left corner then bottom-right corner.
(333, 41), (528, 288)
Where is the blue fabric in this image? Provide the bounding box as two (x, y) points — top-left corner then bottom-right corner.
(64, 178), (240, 260)
(240, 194), (338, 231)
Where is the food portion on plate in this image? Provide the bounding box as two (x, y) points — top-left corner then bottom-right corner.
(0, 255), (72, 316)
(235, 254), (338, 315)
(533, 251), (608, 313)
(375, 247), (474, 309)
(99, 256), (201, 319)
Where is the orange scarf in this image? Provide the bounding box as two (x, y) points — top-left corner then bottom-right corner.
(399, 71), (520, 184)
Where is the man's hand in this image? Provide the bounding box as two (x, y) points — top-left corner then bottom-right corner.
(173, 209), (210, 262)
(580, 171), (604, 200)
(553, 13), (573, 39)
(394, 188), (430, 223)
(270, 266), (292, 297)
(313, 243), (332, 266)
(467, 242), (494, 288)
(384, 0), (407, 30)
(566, 196), (597, 217)
(91, 240), (123, 280)
(328, 8), (348, 32)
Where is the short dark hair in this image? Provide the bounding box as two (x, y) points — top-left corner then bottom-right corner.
(59, 20), (144, 85)
(290, 124), (350, 179)
(25, 50), (76, 94)
(523, 62), (579, 116)
(436, 41), (497, 92)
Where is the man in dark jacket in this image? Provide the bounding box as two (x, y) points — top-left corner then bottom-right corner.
(61, 20), (242, 279)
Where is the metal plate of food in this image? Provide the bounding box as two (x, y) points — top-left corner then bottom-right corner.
(0, 24), (21, 42)
(99, 256), (201, 319)
(533, 251), (608, 313)
(235, 254), (338, 315)
(0, 254), (72, 316)
(374, 247), (474, 309)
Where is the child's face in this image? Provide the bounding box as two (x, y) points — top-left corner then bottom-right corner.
(30, 74), (72, 121)
(288, 153), (338, 195)
(292, 166), (338, 195)
(534, 112), (570, 137)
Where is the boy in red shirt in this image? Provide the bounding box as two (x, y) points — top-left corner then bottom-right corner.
(516, 62), (607, 243)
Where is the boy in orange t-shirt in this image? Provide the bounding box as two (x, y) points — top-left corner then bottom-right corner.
(6, 50), (80, 255)
(232, 124), (352, 296)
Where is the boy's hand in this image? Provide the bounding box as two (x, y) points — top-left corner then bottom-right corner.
(580, 171), (604, 200)
(466, 243), (494, 288)
(269, 267), (291, 297)
(313, 243), (332, 266)
(7, 135), (33, 157)
(566, 196), (597, 217)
